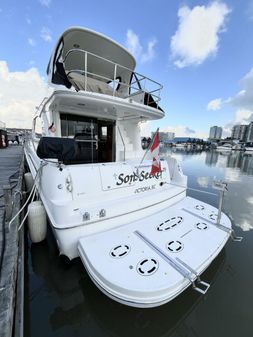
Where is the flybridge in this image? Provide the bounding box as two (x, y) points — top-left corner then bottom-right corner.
(47, 27), (163, 111)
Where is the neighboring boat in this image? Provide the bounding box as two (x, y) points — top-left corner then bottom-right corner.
(24, 27), (237, 308)
(244, 143), (253, 152)
(216, 143), (232, 151)
(232, 143), (244, 151)
(175, 143), (186, 149)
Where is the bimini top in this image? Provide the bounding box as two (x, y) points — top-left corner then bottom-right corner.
(47, 27), (136, 89)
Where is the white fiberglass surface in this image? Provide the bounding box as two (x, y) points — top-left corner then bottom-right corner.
(79, 231), (183, 296)
(78, 196), (231, 302)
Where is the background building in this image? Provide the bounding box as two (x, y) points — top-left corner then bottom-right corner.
(231, 121), (253, 143)
(246, 122), (253, 142)
(209, 126), (222, 140)
(231, 124), (248, 141)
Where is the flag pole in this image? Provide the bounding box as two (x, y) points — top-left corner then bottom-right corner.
(135, 128), (159, 176)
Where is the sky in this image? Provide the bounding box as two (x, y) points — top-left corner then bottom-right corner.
(0, 0), (253, 139)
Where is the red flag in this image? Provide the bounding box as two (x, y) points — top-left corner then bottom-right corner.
(150, 129), (161, 176)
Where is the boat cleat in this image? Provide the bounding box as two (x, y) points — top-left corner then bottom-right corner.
(231, 229), (243, 242)
(192, 279), (210, 295)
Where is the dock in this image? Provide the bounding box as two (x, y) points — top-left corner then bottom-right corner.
(0, 145), (24, 337)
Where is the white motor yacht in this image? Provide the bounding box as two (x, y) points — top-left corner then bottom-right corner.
(24, 27), (238, 308)
(216, 143), (232, 151)
(244, 143), (253, 152)
(175, 143), (186, 148)
(232, 143), (244, 151)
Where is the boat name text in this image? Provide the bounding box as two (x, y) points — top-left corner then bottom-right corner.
(116, 170), (162, 186)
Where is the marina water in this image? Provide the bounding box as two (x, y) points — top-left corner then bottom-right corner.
(24, 149), (253, 337)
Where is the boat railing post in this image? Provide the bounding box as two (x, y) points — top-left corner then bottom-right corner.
(212, 180), (227, 225)
(144, 77), (147, 94)
(217, 188), (224, 225)
(213, 179), (243, 242)
(158, 87), (162, 106)
(113, 64), (117, 96)
(85, 51), (87, 91)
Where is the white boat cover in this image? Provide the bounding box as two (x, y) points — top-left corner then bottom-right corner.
(78, 196), (231, 307)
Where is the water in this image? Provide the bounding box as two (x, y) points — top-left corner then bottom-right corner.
(24, 150), (253, 337)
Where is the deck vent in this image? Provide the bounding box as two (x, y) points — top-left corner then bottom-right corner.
(195, 205), (205, 210)
(166, 240), (184, 253)
(196, 222), (208, 230)
(137, 258), (159, 276)
(110, 244), (130, 258)
(209, 213), (218, 221)
(157, 216), (183, 231)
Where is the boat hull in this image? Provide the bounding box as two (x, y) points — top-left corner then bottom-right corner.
(24, 141), (187, 259)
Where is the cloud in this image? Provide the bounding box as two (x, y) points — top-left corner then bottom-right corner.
(162, 125), (196, 137)
(207, 98), (222, 110)
(139, 123), (208, 139)
(28, 38), (36, 47)
(246, 1), (253, 21)
(209, 67), (253, 135)
(126, 30), (142, 59)
(0, 61), (48, 129)
(39, 0), (52, 7)
(228, 69), (253, 125)
(170, 1), (231, 68)
(234, 109), (253, 124)
(141, 38), (157, 63)
(40, 27), (52, 42)
(126, 30), (157, 63)
(230, 68), (253, 112)
(185, 126), (195, 134)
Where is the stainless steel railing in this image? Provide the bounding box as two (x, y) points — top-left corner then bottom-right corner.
(117, 126), (126, 161)
(63, 48), (163, 108)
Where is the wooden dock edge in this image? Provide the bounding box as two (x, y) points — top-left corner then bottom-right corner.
(0, 148), (25, 337)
